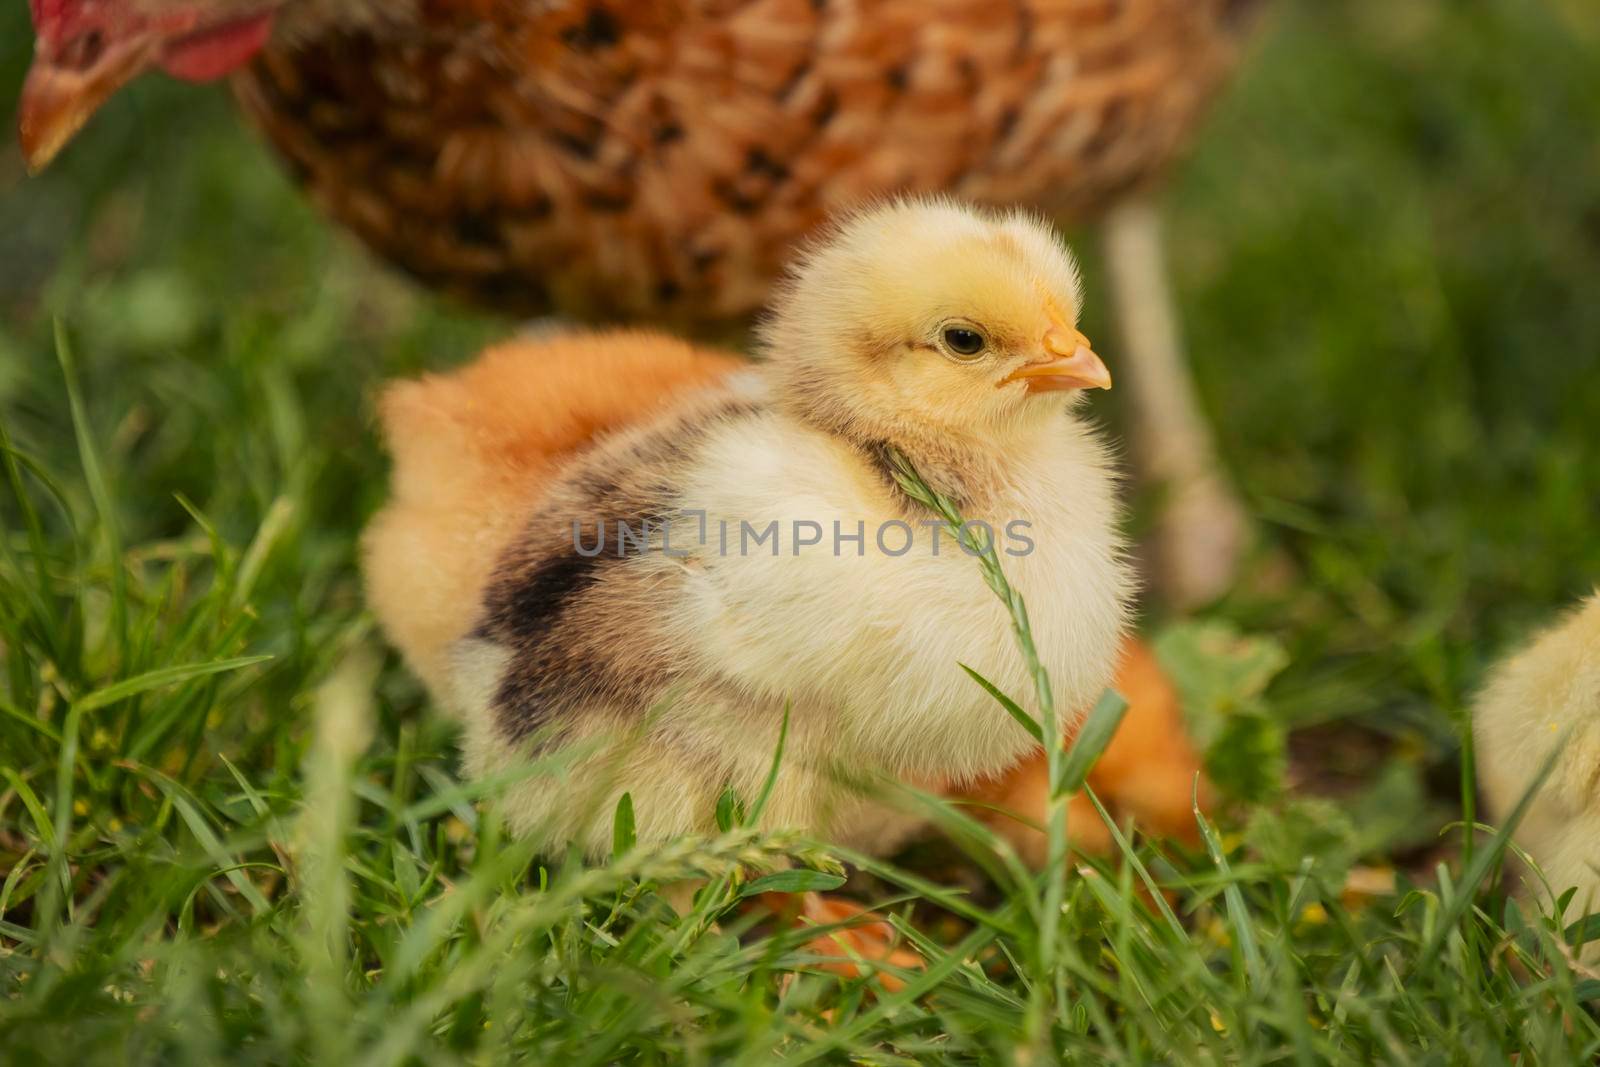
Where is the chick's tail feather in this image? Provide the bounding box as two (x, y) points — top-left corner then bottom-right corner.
(362, 331), (744, 704)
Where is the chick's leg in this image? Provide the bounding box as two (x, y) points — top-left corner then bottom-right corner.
(760, 892), (924, 993)
(1101, 196), (1250, 608)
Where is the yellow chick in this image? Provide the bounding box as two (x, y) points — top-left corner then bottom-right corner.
(1474, 592), (1600, 925)
(366, 197), (1133, 860)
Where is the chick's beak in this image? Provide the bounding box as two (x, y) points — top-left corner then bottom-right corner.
(19, 37), (157, 174)
(1002, 327), (1112, 393)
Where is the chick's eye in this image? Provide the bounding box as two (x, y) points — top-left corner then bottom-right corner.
(942, 327), (986, 357)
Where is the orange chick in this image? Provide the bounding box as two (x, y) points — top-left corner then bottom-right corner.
(366, 305), (1204, 985)
(367, 325), (1205, 863)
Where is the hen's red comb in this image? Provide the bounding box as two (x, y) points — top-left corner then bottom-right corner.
(30, 0), (72, 35)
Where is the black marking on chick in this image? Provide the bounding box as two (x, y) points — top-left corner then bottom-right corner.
(476, 386), (766, 743)
(499, 551), (603, 644)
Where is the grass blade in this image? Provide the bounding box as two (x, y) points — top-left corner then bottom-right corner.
(72, 655), (273, 714)
(1058, 687), (1129, 794)
(55, 320), (126, 662)
(1413, 731), (1567, 973)
(961, 663), (1042, 743)
(613, 791), (637, 857)
(1194, 780), (1265, 988)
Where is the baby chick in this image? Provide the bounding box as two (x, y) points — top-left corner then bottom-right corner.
(367, 197), (1133, 860)
(1475, 592), (1600, 924)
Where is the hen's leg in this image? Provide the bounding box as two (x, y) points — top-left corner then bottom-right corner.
(1101, 197), (1250, 608)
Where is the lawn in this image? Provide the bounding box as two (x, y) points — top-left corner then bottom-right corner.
(3, 1), (1600, 1063)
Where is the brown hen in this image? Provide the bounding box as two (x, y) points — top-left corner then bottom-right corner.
(222, 1), (1253, 326)
(20, 0), (1263, 602)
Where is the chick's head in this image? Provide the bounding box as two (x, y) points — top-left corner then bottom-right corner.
(761, 197), (1111, 447)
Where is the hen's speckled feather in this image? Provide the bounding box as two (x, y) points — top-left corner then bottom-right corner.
(234, 0), (1259, 327)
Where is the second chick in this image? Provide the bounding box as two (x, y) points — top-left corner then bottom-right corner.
(369, 198), (1134, 859)
(1475, 591), (1600, 926)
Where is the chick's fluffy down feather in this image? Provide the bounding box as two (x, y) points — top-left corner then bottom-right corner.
(363, 331), (743, 701)
(1475, 592), (1600, 929)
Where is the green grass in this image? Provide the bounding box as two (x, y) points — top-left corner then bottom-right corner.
(3, 0), (1600, 1062)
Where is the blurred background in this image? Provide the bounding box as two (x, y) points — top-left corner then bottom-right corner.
(1, 0), (1598, 839)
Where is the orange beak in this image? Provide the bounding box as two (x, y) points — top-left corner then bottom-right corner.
(19, 36), (158, 174)
(1001, 326), (1112, 394)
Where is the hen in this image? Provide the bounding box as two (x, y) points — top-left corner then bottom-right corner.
(20, 0), (1262, 605)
